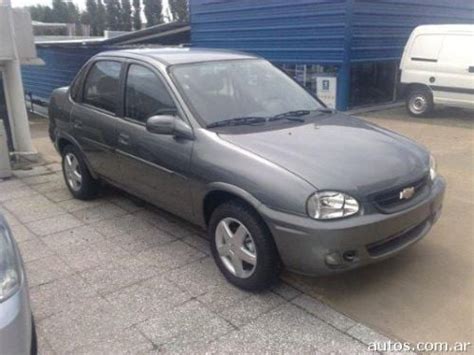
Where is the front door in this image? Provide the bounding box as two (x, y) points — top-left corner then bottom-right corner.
(71, 60), (122, 179)
(115, 63), (194, 218)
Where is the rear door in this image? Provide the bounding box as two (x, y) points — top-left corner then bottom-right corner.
(401, 34), (443, 87)
(434, 34), (474, 108)
(70, 59), (123, 179)
(115, 61), (194, 218)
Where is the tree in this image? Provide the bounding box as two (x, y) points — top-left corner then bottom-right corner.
(80, 11), (91, 26)
(97, 0), (106, 35)
(143, 0), (162, 27)
(28, 5), (55, 23)
(132, 0), (142, 30)
(121, 0), (132, 31)
(28, 1), (97, 36)
(104, 0), (122, 31)
(86, 0), (98, 35)
(51, 0), (69, 22)
(66, 2), (80, 24)
(169, 0), (188, 22)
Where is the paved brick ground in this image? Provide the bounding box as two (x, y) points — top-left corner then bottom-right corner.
(1, 163), (392, 354)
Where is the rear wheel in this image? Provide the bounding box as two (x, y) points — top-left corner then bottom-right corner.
(406, 87), (434, 117)
(61, 145), (99, 200)
(209, 200), (280, 291)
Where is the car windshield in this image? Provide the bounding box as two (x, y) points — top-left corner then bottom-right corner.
(170, 59), (322, 127)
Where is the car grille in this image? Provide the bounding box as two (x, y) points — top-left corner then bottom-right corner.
(371, 175), (430, 213)
(366, 218), (430, 257)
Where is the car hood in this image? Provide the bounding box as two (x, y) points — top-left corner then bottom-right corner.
(217, 113), (430, 199)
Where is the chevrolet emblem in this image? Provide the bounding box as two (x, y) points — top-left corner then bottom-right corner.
(399, 186), (415, 200)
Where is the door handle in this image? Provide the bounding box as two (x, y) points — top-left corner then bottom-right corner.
(468, 66), (474, 73)
(72, 119), (83, 129)
(118, 133), (130, 146)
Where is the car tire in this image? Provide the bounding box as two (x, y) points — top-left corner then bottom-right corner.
(406, 87), (434, 117)
(209, 200), (280, 291)
(61, 145), (99, 200)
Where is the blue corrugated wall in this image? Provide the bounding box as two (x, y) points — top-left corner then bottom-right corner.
(190, 0), (474, 110)
(351, 0), (474, 62)
(21, 46), (101, 102)
(191, 0), (348, 64)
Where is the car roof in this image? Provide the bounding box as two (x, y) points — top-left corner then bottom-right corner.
(97, 47), (260, 66)
(413, 24), (474, 35)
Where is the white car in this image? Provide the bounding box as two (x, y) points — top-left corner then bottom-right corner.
(400, 25), (474, 117)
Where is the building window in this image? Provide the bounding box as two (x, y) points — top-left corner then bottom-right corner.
(280, 64), (336, 94)
(279, 64), (338, 108)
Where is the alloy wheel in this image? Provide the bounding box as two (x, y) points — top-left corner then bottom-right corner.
(64, 152), (82, 192)
(215, 217), (257, 278)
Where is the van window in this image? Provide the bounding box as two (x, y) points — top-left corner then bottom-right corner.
(410, 35), (443, 62)
(83, 61), (122, 113)
(439, 35), (474, 65)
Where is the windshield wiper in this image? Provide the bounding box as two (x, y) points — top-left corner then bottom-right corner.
(315, 107), (335, 114)
(268, 110), (311, 122)
(206, 116), (267, 128)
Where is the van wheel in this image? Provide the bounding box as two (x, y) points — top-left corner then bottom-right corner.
(61, 145), (99, 200)
(209, 200), (280, 291)
(406, 87), (434, 117)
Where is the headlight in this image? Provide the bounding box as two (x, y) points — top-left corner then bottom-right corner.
(307, 191), (360, 220)
(0, 222), (21, 302)
(430, 154), (437, 180)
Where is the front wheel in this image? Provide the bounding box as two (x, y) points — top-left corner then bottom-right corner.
(406, 87), (434, 117)
(62, 145), (99, 200)
(209, 201), (280, 291)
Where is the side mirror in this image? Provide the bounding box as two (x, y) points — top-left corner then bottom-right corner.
(146, 115), (193, 140)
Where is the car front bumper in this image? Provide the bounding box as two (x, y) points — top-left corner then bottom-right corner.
(0, 284), (34, 355)
(260, 176), (446, 276)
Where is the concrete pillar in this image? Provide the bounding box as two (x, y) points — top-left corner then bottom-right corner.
(0, 119), (12, 178)
(2, 60), (35, 154)
(1, 1), (37, 158)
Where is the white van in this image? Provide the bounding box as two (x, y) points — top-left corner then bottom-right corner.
(400, 25), (474, 117)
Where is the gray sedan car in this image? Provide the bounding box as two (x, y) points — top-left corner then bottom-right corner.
(0, 214), (36, 354)
(49, 48), (445, 290)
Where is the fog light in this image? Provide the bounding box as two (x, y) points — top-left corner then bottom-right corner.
(433, 205), (442, 223)
(325, 252), (342, 267)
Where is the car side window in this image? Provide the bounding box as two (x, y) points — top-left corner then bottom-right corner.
(70, 73), (82, 101)
(125, 64), (177, 123)
(83, 61), (121, 113)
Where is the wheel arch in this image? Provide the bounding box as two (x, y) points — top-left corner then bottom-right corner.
(202, 183), (263, 227)
(405, 83), (433, 97)
(202, 183), (283, 270)
(55, 133), (98, 179)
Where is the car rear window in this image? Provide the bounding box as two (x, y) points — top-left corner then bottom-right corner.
(83, 61), (122, 113)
